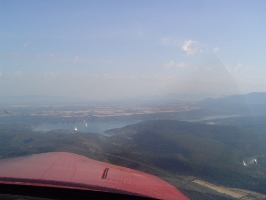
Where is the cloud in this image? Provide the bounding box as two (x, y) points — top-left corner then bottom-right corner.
(181, 40), (198, 55)
(164, 60), (175, 68)
(15, 71), (22, 76)
(176, 62), (186, 68)
(44, 72), (57, 78)
(203, 67), (212, 71)
(23, 41), (31, 47)
(163, 61), (186, 69)
(0, 71), (2, 76)
(193, 66), (200, 70)
(213, 47), (220, 53)
(73, 56), (79, 62)
(226, 63), (242, 72)
(235, 63), (242, 71)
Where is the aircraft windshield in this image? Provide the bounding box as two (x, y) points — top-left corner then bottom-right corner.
(1, 1), (266, 199)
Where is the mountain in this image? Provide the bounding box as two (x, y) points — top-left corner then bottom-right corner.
(243, 92), (266, 104)
(200, 92), (266, 116)
(212, 92), (266, 105)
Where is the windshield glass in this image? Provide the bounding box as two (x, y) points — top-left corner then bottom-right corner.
(1, 1), (266, 199)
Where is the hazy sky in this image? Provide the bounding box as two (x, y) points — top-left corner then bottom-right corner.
(1, 1), (266, 100)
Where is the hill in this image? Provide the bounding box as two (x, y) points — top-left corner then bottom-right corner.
(104, 120), (266, 194)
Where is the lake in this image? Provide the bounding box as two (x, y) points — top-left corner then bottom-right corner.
(184, 114), (240, 122)
(33, 121), (138, 134)
(33, 115), (240, 134)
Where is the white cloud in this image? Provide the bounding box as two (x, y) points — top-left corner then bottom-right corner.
(234, 63), (242, 71)
(226, 63), (242, 72)
(23, 41), (31, 47)
(226, 65), (231, 72)
(164, 60), (175, 68)
(15, 71), (22, 76)
(176, 62), (186, 68)
(73, 56), (79, 62)
(44, 72), (57, 78)
(164, 61), (186, 69)
(181, 40), (198, 55)
(193, 66), (200, 70)
(203, 67), (212, 71)
(213, 47), (220, 53)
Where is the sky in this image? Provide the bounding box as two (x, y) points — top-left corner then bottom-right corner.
(1, 0), (266, 101)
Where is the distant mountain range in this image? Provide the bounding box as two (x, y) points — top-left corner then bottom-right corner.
(1, 92), (266, 106)
(203, 92), (266, 105)
(200, 92), (266, 116)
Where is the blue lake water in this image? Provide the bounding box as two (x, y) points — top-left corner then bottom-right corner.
(33, 121), (138, 134)
(184, 115), (240, 122)
(33, 115), (240, 134)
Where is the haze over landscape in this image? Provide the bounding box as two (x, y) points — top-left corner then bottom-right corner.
(1, 1), (266, 200)
(1, 92), (266, 199)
